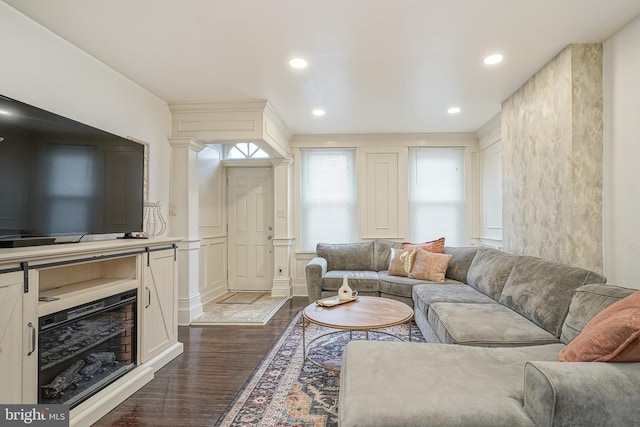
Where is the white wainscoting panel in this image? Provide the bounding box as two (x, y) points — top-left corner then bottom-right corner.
(198, 237), (227, 305)
(359, 148), (407, 239)
(481, 141), (503, 242)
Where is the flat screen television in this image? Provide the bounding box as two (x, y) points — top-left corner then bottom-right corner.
(0, 94), (144, 247)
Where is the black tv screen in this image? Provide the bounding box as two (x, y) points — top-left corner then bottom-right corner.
(0, 94), (144, 244)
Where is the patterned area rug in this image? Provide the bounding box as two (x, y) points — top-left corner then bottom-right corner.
(215, 310), (426, 426)
(217, 292), (266, 305)
(191, 293), (287, 325)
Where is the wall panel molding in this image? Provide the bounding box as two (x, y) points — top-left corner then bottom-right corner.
(358, 148), (407, 239)
(170, 101), (291, 158)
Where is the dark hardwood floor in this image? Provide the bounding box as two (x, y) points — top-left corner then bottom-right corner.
(93, 297), (309, 427)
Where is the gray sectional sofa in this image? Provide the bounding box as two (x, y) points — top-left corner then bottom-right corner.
(305, 240), (471, 306)
(340, 283), (640, 427)
(305, 240), (640, 426)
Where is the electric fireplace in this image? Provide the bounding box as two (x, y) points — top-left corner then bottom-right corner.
(38, 290), (137, 408)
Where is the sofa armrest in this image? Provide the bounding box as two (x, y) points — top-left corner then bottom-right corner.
(524, 361), (640, 427)
(305, 257), (328, 302)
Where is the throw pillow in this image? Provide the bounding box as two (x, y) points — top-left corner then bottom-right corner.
(402, 237), (445, 254)
(404, 249), (417, 275)
(558, 291), (640, 362)
(408, 248), (452, 283)
(387, 248), (414, 277)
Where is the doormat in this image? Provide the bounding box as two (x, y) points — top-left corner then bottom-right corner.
(216, 292), (265, 305)
(215, 311), (425, 426)
(191, 292), (288, 325)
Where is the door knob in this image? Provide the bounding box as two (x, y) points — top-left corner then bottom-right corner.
(268, 226), (273, 231)
(267, 235), (273, 240)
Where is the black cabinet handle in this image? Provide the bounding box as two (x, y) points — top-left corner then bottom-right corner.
(27, 322), (36, 356)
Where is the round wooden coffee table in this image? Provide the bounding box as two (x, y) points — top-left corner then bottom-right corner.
(302, 296), (414, 371)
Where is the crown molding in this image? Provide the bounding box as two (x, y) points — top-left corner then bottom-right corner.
(168, 137), (206, 152)
(291, 132), (478, 148)
(475, 113), (502, 150)
(169, 101), (268, 114)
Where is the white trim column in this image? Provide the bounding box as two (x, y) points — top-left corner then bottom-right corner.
(271, 159), (294, 297)
(170, 137), (206, 324)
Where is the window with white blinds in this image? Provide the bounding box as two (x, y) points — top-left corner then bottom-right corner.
(300, 149), (357, 251)
(408, 147), (466, 246)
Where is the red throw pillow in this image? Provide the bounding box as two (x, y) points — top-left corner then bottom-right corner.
(402, 237), (445, 254)
(559, 291), (640, 362)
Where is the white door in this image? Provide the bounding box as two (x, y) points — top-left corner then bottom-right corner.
(227, 167), (274, 291)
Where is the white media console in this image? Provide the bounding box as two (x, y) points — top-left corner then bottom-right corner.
(0, 237), (183, 427)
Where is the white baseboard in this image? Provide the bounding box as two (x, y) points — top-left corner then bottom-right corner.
(70, 366), (154, 427)
(199, 285), (227, 306)
(145, 342), (184, 372)
(178, 294), (203, 325)
(293, 283), (309, 297)
(70, 342), (183, 427)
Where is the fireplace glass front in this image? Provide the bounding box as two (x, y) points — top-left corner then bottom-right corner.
(38, 289), (137, 408)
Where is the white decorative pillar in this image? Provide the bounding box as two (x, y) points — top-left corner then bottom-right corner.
(271, 158), (294, 297)
(169, 137), (206, 324)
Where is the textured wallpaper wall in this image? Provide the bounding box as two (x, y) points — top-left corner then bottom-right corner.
(502, 44), (603, 272)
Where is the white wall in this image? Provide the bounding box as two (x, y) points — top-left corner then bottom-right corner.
(603, 15), (640, 288)
(198, 144), (227, 304)
(290, 133), (479, 296)
(475, 115), (503, 249)
(0, 3), (172, 225)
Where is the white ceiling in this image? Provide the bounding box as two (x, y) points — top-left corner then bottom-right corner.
(5, 0), (640, 135)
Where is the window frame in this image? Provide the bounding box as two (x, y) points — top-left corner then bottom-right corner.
(298, 148), (357, 252)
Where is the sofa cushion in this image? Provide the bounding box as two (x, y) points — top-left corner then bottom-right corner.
(340, 340), (564, 427)
(378, 272), (463, 298)
(373, 239), (401, 271)
(428, 302), (559, 346)
(408, 249), (452, 282)
(412, 283), (495, 316)
(316, 242), (374, 271)
(561, 283), (636, 344)
(466, 248), (517, 300)
(443, 246), (480, 282)
(499, 257), (607, 337)
(322, 270), (379, 292)
(559, 290), (640, 362)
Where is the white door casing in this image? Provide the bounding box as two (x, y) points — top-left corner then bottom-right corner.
(227, 167), (274, 291)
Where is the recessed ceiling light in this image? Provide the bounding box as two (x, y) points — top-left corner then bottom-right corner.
(312, 109), (325, 116)
(289, 58), (308, 69)
(484, 54), (503, 65)
(447, 107), (461, 114)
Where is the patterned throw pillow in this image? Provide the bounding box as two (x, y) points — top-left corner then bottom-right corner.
(402, 237), (445, 254)
(387, 248), (415, 277)
(559, 291), (640, 362)
(408, 248), (453, 283)
(404, 249), (417, 275)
